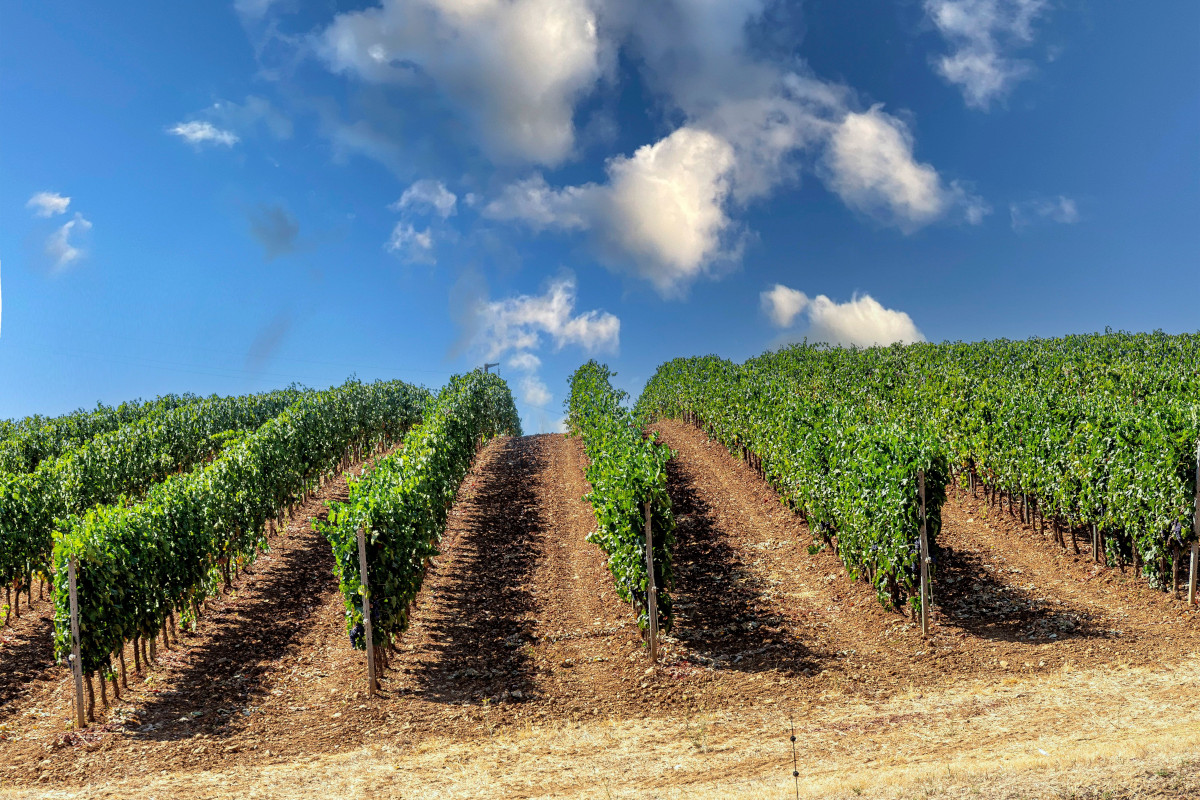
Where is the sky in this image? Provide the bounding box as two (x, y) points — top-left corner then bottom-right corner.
(2, 1), (1198, 432)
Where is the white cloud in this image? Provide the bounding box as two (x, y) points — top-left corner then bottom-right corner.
(485, 126), (738, 296)
(507, 352), (542, 372)
(386, 222), (435, 262)
(472, 274), (619, 361)
(823, 106), (986, 231)
(825, 106), (943, 231)
(168, 120), (240, 147)
(460, 274), (616, 420)
(27, 192), (71, 218)
(925, 0), (1049, 110)
(45, 213), (92, 270)
(761, 283), (809, 328)
(518, 375), (552, 407)
(318, 0), (607, 166)
(1010, 194), (1079, 229)
(766, 284), (924, 347)
(391, 179), (457, 218)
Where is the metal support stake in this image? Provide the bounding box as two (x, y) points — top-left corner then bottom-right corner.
(68, 556), (86, 729)
(356, 526), (377, 695)
(1191, 440), (1200, 606)
(918, 470), (930, 637)
(645, 501), (659, 662)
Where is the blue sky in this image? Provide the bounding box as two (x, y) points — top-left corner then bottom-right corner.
(2, 1), (1197, 432)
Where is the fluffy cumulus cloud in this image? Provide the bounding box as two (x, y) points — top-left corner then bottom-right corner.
(506, 351), (542, 372)
(763, 284), (924, 347)
(45, 214), (93, 271)
(318, 0), (607, 166)
(518, 375), (553, 408)
(391, 179), (457, 218)
(1010, 194), (1079, 229)
(485, 126), (737, 296)
(168, 120), (240, 147)
(925, 0), (1049, 110)
(824, 106), (987, 231)
(27, 191), (71, 217)
(760, 283), (809, 328)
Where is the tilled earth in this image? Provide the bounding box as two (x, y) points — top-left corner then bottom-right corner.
(2, 426), (1199, 798)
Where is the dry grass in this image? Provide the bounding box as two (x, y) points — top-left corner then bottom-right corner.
(8, 654), (1200, 799)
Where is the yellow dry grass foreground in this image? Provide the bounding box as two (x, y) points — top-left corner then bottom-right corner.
(8, 655), (1200, 800)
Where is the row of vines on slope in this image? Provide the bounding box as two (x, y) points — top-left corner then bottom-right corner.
(0, 386), (310, 603)
(568, 361), (675, 632)
(636, 356), (947, 613)
(51, 379), (429, 714)
(742, 332), (1200, 592)
(319, 371), (520, 671)
(0, 393), (201, 476)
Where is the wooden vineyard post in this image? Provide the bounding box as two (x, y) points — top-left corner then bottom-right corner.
(1191, 440), (1200, 606)
(918, 470), (930, 637)
(356, 526), (377, 696)
(67, 556), (86, 729)
(644, 501), (659, 663)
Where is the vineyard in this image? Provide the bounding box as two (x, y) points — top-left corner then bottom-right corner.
(2, 334), (1199, 800)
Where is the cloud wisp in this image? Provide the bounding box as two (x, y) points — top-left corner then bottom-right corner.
(27, 192), (91, 270)
(385, 178), (458, 263)
(1010, 194), (1079, 229)
(458, 273), (619, 414)
(45, 214), (93, 271)
(391, 179), (457, 219)
(925, 0), (1049, 110)
(27, 191), (71, 217)
(762, 284), (924, 347)
(168, 120), (241, 147)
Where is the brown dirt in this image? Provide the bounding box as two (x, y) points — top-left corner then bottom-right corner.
(2, 424), (1199, 799)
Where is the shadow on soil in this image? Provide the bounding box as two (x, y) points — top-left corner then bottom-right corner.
(124, 493), (346, 743)
(397, 435), (542, 705)
(0, 600), (58, 720)
(665, 456), (821, 675)
(934, 543), (1110, 644)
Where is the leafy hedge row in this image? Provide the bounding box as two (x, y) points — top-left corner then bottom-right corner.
(636, 355), (946, 612)
(320, 371), (521, 650)
(568, 361), (675, 632)
(51, 379), (429, 673)
(0, 387), (309, 592)
(877, 333), (1200, 587)
(637, 331), (1200, 598)
(0, 393), (200, 475)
